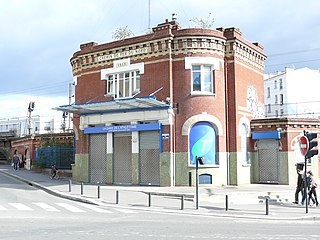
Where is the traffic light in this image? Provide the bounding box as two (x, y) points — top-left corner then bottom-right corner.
(305, 131), (318, 159)
(28, 101), (35, 112)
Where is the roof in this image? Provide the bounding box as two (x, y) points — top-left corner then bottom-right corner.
(55, 96), (170, 115)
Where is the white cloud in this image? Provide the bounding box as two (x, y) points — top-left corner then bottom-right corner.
(0, 94), (68, 119)
(1, 0), (320, 120)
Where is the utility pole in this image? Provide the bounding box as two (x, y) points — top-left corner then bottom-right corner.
(27, 102), (35, 135)
(68, 82), (73, 132)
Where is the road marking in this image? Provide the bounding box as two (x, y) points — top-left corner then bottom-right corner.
(9, 203), (33, 211)
(0, 205), (7, 210)
(55, 203), (85, 213)
(33, 202), (60, 212)
(77, 203), (113, 213)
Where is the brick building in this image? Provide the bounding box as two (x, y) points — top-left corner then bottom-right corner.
(57, 16), (266, 186)
(250, 118), (320, 185)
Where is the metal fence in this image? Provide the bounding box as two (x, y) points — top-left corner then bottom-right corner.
(34, 146), (74, 169)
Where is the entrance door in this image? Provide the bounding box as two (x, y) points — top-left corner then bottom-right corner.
(139, 131), (160, 186)
(257, 139), (280, 183)
(89, 134), (107, 183)
(113, 132), (132, 185)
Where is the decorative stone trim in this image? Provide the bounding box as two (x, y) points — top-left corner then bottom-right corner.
(181, 113), (223, 136)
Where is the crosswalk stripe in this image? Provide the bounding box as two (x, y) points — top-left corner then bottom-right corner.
(33, 202), (60, 212)
(0, 205), (7, 210)
(9, 203), (33, 211)
(77, 203), (113, 213)
(55, 203), (85, 213)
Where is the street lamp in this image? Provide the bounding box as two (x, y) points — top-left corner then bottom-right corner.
(195, 156), (204, 210)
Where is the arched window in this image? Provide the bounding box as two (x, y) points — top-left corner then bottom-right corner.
(240, 123), (249, 164)
(189, 122), (217, 165)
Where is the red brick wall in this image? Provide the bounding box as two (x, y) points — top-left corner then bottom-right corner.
(71, 20), (266, 158)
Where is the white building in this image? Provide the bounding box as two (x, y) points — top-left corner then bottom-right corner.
(0, 116), (68, 137)
(264, 67), (320, 118)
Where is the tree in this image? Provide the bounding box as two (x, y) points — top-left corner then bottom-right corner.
(190, 13), (215, 29)
(112, 26), (134, 40)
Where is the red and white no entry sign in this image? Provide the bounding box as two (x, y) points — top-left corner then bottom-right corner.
(299, 136), (309, 156)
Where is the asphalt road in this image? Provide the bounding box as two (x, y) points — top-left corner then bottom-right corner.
(1, 172), (319, 240)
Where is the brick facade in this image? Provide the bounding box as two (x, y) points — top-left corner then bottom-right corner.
(68, 17), (266, 186)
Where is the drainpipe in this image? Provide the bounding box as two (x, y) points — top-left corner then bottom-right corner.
(168, 37), (175, 187)
(224, 56), (230, 185)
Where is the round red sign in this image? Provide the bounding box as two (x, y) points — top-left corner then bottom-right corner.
(299, 136), (309, 156)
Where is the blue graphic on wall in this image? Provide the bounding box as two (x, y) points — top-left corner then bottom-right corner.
(189, 122), (216, 165)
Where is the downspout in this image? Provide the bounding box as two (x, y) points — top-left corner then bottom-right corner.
(224, 56), (230, 185)
(168, 37), (175, 186)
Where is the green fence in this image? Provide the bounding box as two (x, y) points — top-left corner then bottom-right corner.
(34, 146), (74, 169)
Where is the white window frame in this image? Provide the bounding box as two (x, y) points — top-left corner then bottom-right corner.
(105, 70), (140, 99)
(101, 60), (144, 99)
(185, 57), (221, 95)
(191, 65), (213, 93)
(240, 123), (249, 164)
(267, 87), (270, 98)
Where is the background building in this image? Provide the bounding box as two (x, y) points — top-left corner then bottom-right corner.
(58, 16), (266, 186)
(264, 67), (320, 118)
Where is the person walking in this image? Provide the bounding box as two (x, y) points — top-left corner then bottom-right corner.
(12, 154), (19, 171)
(307, 171), (319, 207)
(293, 169), (304, 204)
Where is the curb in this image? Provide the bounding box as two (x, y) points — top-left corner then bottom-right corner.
(1, 169), (320, 221)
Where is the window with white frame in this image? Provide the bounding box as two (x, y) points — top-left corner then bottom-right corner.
(267, 87), (270, 98)
(192, 65), (214, 93)
(280, 94), (284, 105)
(280, 109), (284, 116)
(274, 80), (277, 89)
(106, 70), (140, 98)
(279, 79), (283, 89)
(240, 123), (249, 164)
(275, 95), (278, 104)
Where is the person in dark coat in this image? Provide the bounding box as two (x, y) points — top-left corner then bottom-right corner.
(12, 154), (19, 171)
(293, 169), (304, 204)
(307, 171), (319, 207)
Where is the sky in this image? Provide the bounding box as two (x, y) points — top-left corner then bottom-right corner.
(0, 0), (320, 121)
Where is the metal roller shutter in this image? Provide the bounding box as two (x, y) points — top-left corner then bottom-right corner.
(113, 132), (132, 185)
(257, 139), (280, 183)
(89, 134), (107, 183)
(139, 131), (160, 186)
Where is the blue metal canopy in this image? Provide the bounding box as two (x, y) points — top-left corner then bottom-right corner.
(55, 96), (170, 115)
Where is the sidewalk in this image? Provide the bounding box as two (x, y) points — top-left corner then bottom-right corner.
(1, 164), (320, 220)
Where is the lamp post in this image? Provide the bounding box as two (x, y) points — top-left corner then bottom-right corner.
(195, 156), (204, 210)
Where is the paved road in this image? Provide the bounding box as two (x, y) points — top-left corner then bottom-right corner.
(1, 171), (320, 240)
(2, 165), (320, 221)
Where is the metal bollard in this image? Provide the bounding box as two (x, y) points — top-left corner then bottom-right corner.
(266, 198), (269, 215)
(180, 195), (184, 210)
(148, 192), (151, 207)
(68, 179), (72, 192)
(116, 190), (119, 204)
(97, 185), (100, 199)
(225, 195), (229, 211)
(81, 182), (84, 195)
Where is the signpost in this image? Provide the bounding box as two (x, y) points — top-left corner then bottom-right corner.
(299, 135), (309, 213)
(298, 132), (318, 214)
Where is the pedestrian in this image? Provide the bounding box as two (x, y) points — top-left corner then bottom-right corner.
(12, 154), (19, 170)
(50, 164), (58, 179)
(293, 169), (304, 204)
(307, 171), (319, 207)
